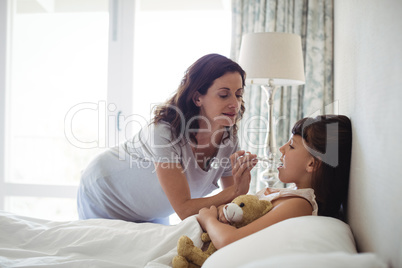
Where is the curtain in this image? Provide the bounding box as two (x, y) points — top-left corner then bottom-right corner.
(231, 0), (334, 193)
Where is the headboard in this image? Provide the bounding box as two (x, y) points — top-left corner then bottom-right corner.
(334, 1), (402, 267)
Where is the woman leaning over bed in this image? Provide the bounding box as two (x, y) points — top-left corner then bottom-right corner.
(77, 54), (258, 224)
(197, 115), (352, 249)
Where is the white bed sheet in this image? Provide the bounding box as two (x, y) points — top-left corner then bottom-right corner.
(0, 211), (203, 268)
(1, 211), (388, 268)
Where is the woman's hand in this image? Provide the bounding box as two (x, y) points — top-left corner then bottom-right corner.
(155, 150), (257, 220)
(230, 150), (258, 196)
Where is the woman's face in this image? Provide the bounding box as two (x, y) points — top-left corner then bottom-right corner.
(195, 72), (243, 130)
(278, 134), (314, 187)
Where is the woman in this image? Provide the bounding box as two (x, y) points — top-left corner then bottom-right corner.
(198, 115), (352, 249)
(77, 54), (258, 224)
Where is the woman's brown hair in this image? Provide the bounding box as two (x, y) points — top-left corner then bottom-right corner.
(292, 115), (352, 220)
(152, 54), (246, 145)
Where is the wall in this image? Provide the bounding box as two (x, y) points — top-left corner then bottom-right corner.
(334, 1), (402, 267)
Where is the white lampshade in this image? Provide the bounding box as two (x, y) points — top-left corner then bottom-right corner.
(238, 32), (305, 85)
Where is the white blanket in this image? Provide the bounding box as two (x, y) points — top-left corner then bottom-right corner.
(0, 211), (203, 267)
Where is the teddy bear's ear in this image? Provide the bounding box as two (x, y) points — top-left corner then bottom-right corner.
(261, 200), (273, 214)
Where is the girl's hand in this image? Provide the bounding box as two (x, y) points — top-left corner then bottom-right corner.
(230, 150), (258, 195)
(197, 206), (218, 231)
(217, 204), (229, 224)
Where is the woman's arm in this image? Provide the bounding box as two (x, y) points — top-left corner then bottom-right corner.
(197, 197), (313, 249)
(220, 176), (234, 189)
(155, 150), (257, 220)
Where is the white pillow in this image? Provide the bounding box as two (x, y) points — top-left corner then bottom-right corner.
(203, 216), (364, 267)
(237, 252), (388, 268)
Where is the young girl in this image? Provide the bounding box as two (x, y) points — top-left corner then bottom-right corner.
(197, 115), (352, 249)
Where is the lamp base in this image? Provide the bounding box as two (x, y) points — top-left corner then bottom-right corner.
(259, 81), (282, 188)
(259, 159), (283, 188)
(260, 171), (279, 188)
(258, 151), (285, 188)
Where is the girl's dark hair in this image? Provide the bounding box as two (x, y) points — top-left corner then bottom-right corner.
(152, 54), (246, 145)
(292, 115), (352, 220)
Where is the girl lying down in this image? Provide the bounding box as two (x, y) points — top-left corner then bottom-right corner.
(197, 114), (352, 249)
(0, 115), (352, 268)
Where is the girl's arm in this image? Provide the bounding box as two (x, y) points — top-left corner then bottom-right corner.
(197, 196), (313, 249)
(156, 150), (258, 220)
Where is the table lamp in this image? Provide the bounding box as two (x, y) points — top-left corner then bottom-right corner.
(238, 32), (305, 187)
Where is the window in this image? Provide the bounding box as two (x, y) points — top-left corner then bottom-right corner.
(0, 0), (231, 221)
(2, 0), (109, 221)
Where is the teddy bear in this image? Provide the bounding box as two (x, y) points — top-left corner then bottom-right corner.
(172, 194), (273, 268)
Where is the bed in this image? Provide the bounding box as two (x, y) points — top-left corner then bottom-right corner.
(0, 211), (202, 267)
(0, 210), (388, 267)
(1, 0), (401, 267)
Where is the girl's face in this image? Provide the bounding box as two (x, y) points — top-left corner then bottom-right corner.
(195, 72), (243, 130)
(278, 134), (315, 188)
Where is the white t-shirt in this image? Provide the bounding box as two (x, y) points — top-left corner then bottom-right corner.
(77, 121), (239, 223)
